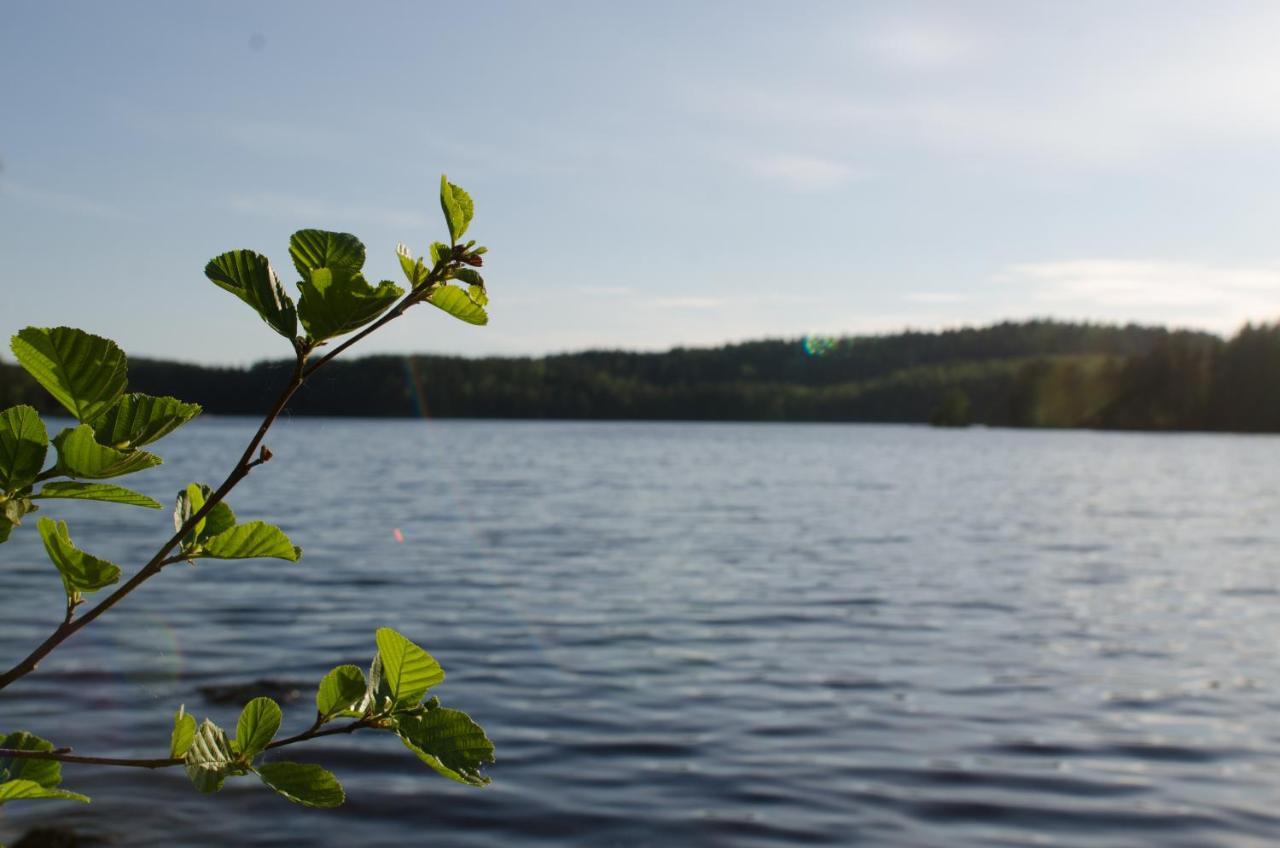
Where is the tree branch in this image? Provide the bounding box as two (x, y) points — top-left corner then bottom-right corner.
(0, 719), (371, 770)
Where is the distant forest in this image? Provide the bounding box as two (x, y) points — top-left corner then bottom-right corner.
(4, 319), (1280, 431)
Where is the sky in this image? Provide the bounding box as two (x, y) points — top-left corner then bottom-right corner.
(5, 1), (1280, 364)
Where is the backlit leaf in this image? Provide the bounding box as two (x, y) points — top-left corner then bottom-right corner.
(297, 267), (403, 342)
(33, 482), (161, 509)
(184, 719), (241, 793)
(374, 628), (444, 706)
(53, 425), (161, 479)
(204, 250), (298, 339)
(316, 665), (367, 720)
(256, 762), (344, 808)
(439, 176), (474, 243)
(395, 705), (494, 786)
(201, 521), (300, 561)
(235, 697), (281, 759)
(93, 393), (201, 449)
(0, 732), (60, 789)
(0, 406), (48, 491)
(289, 230), (365, 278)
(171, 706), (196, 759)
(10, 327), (127, 423)
(426, 285), (487, 326)
(0, 779), (88, 804)
(38, 517), (120, 598)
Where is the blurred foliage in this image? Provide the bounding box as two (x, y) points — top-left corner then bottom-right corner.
(8, 318), (1280, 431)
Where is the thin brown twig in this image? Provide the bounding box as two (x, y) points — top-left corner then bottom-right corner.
(0, 719), (371, 770)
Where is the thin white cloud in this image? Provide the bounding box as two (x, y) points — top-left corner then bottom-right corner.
(862, 17), (979, 72)
(906, 292), (967, 305)
(698, 8), (1280, 168)
(1000, 259), (1280, 333)
(649, 296), (723, 309)
(228, 192), (430, 229)
(1, 180), (132, 221)
(744, 153), (865, 190)
(573, 285), (633, 297)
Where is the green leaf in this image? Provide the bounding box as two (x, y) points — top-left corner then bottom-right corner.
(93, 393), (201, 449)
(439, 176), (474, 243)
(395, 706), (494, 786)
(0, 732), (60, 788)
(184, 719), (242, 793)
(374, 628), (444, 706)
(174, 483), (207, 545)
(297, 267), (403, 342)
(10, 327), (128, 423)
(171, 706), (197, 759)
(0, 517), (11, 544)
(0, 779), (88, 805)
(204, 500), (237, 539)
(452, 268), (484, 288)
(316, 665), (367, 721)
(38, 517), (121, 599)
(53, 425), (161, 480)
(256, 762), (344, 808)
(396, 244), (430, 288)
(289, 230), (365, 278)
(201, 521), (300, 561)
(2, 497), (34, 528)
(429, 241), (449, 265)
(204, 250), (298, 339)
(426, 285), (488, 326)
(235, 697), (281, 759)
(0, 406), (48, 491)
(34, 482), (161, 509)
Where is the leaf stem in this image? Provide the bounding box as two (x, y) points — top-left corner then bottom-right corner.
(0, 273), (450, 692)
(0, 719), (371, 770)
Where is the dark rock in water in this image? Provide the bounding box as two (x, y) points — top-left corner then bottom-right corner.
(198, 679), (307, 706)
(14, 827), (100, 848)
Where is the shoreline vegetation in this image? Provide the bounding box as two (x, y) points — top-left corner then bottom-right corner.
(2, 318), (1276, 432)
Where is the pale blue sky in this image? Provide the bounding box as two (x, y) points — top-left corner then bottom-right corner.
(5, 1), (1280, 363)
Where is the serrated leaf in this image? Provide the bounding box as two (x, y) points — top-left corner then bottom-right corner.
(171, 706), (197, 759)
(174, 483), (207, 545)
(184, 719), (241, 793)
(33, 482), (161, 509)
(429, 241), (449, 265)
(439, 176), (473, 243)
(256, 762), (344, 808)
(289, 230), (365, 278)
(396, 244), (430, 288)
(316, 665), (366, 721)
(54, 425), (161, 480)
(204, 500), (236, 539)
(2, 497), (33, 528)
(395, 707), (494, 786)
(297, 267), (403, 342)
(0, 732), (60, 788)
(201, 521), (300, 561)
(204, 250), (298, 339)
(452, 268), (484, 288)
(93, 393), (201, 449)
(10, 327), (128, 424)
(0, 779), (88, 805)
(426, 285), (488, 326)
(374, 628), (444, 706)
(0, 406), (48, 491)
(38, 517), (120, 598)
(235, 697), (281, 759)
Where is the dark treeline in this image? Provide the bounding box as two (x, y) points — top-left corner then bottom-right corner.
(5, 319), (1280, 431)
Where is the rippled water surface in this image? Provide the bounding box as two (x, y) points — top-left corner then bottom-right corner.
(4, 420), (1280, 846)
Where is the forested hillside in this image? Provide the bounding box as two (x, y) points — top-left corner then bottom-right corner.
(4, 319), (1279, 431)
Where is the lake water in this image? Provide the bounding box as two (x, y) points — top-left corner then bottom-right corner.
(3, 420), (1280, 846)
